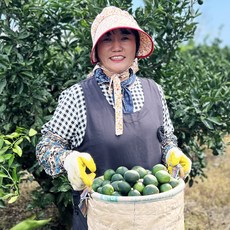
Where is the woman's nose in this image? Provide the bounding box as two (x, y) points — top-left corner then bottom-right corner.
(111, 39), (122, 51)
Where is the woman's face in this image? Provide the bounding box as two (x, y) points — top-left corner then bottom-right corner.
(96, 29), (136, 74)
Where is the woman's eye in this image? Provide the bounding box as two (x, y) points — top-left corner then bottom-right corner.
(102, 37), (111, 42)
(121, 36), (129, 40)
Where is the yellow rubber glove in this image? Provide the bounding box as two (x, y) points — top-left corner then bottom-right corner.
(166, 147), (192, 179)
(64, 151), (96, 191)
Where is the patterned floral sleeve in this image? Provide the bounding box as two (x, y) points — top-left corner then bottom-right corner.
(36, 131), (71, 176)
(156, 84), (178, 163)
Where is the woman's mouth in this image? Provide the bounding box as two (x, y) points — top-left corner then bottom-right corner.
(110, 56), (125, 61)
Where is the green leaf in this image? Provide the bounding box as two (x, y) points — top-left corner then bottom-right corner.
(207, 117), (222, 125)
(57, 184), (72, 192)
(0, 146), (10, 155)
(13, 145), (22, 157)
(3, 0), (11, 7)
(12, 167), (18, 182)
(201, 118), (214, 130)
(19, 71), (34, 78)
(0, 172), (8, 178)
(4, 153), (13, 160)
(2, 193), (15, 200)
(0, 54), (9, 67)
(8, 155), (15, 168)
(8, 195), (19, 204)
(24, 136), (31, 142)
(0, 138), (4, 149)
(0, 156), (5, 162)
(4, 140), (11, 145)
(6, 132), (20, 139)
(15, 138), (23, 146)
(10, 217), (51, 230)
(0, 104), (7, 113)
(29, 128), (37, 137)
(0, 78), (7, 94)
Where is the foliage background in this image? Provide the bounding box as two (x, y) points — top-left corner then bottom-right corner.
(0, 0), (229, 228)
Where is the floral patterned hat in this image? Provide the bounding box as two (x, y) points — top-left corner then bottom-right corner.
(90, 6), (154, 64)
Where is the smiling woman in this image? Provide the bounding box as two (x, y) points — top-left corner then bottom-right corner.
(35, 6), (192, 230)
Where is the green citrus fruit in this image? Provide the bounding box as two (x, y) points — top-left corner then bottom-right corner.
(97, 186), (103, 193)
(92, 177), (104, 192)
(152, 164), (167, 175)
(117, 181), (131, 195)
(132, 166), (147, 178)
(128, 189), (141, 196)
(159, 183), (173, 192)
(143, 174), (159, 187)
(169, 177), (179, 188)
(111, 173), (124, 182)
(133, 181), (145, 193)
(101, 184), (114, 195)
(124, 170), (140, 185)
(155, 170), (171, 184)
(111, 181), (120, 191)
(146, 169), (152, 174)
(116, 166), (129, 176)
(112, 191), (121, 196)
(142, 184), (159, 195)
(103, 169), (115, 181)
(101, 180), (111, 186)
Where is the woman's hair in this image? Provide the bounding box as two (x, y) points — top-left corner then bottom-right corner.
(95, 28), (140, 62)
(131, 29), (140, 54)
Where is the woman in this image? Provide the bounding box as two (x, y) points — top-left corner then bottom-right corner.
(36, 6), (192, 229)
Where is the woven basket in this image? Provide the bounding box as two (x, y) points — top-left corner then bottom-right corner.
(87, 179), (185, 230)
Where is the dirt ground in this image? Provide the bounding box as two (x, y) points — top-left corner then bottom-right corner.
(0, 181), (60, 230)
(184, 136), (230, 230)
(0, 137), (230, 230)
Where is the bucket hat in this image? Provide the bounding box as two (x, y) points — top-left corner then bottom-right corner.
(90, 6), (154, 64)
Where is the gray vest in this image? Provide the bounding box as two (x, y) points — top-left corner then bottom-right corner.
(77, 76), (163, 176)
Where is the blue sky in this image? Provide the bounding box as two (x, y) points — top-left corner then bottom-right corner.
(132, 0), (230, 47)
(194, 0), (230, 46)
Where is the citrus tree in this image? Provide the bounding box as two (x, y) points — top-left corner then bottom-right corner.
(1, 0), (229, 228)
(0, 0), (200, 132)
(161, 40), (230, 184)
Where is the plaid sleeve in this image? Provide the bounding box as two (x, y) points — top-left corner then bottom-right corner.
(156, 84), (175, 137)
(156, 84), (178, 163)
(36, 83), (87, 176)
(42, 83), (86, 147)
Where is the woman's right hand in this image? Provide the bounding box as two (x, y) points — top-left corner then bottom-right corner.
(64, 151), (96, 191)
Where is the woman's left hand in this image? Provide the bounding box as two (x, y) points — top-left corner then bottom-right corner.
(166, 147), (192, 179)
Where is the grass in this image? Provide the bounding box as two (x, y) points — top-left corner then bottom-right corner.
(184, 136), (230, 230)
